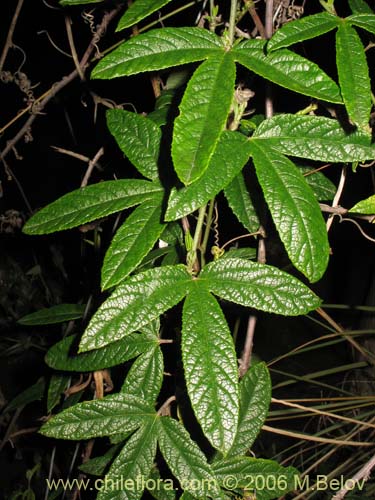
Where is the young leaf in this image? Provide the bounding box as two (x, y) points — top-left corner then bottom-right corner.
(233, 39), (342, 104)
(45, 333), (156, 372)
(224, 173), (260, 233)
(80, 265), (192, 352)
(253, 114), (375, 162)
(199, 258), (321, 316)
(101, 193), (165, 290)
(182, 283), (239, 453)
(336, 22), (371, 134)
(228, 363), (271, 456)
(300, 166), (336, 201)
(47, 373), (70, 413)
(250, 142), (329, 283)
(116, 0), (174, 31)
(121, 345), (164, 404)
(92, 27), (224, 80)
(212, 456), (299, 500)
(166, 131), (252, 220)
(267, 12), (339, 51)
(172, 53), (236, 185)
(157, 417), (223, 499)
(79, 445), (122, 476)
(18, 304), (86, 325)
(349, 194), (375, 214)
(23, 180), (162, 235)
(39, 393), (155, 440)
(97, 420), (158, 500)
(106, 109), (161, 181)
(349, 1), (374, 15)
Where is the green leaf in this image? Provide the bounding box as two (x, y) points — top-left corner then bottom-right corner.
(166, 131), (252, 220)
(5, 377), (46, 413)
(45, 333), (156, 372)
(221, 247), (257, 261)
(23, 180), (162, 235)
(101, 193), (165, 289)
(253, 114), (375, 162)
(250, 142), (329, 282)
(300, 167), (336, 201)
(157, 417), (223, 499)
(349, 13), (375, 36)
(98, 420), (158, 500)
(79, 445), (121, 476)
(233, 39), (342, 104)
(336, 22), (371, 133)
(182, 284), (239, 453)
(172, 53), (236, 185)
(117, 0), (174, 31)
(121, 345), (164, 404)
(147, 466), (176, 500)
(148, 89), (177, 127)
(92, 27), (223, 80)
(349, 194), (375, 214)
(228, 363), (271, 456)
(267, 12), (339, 51)
(107, 109), (161, 181)
(39, 393), (155, 440)
(47, 373), (70, 413)
(213, 456), (299, 500)
(80, 265), (192, 352)
(199, 258), (321, 316)
(349, 1), (374, 15)
(224, 173), (260, 233)
(18, 304), (86, 325)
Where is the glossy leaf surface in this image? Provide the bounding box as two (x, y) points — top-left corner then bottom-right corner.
(228, 363), (271, 456)
(166, 131), (252, 220)
(46, 333), (155, 371)
(300, 167), (336, 201)
(250, 142), (329, 282)
(336, 22), (371, 133)
(253, 114), (375, 162)
(348, 13), (375, 33)
(172, 53), (235, 185)
(233, 39), (342, 103)
(267, 12), (339, 51)
(157, 417), (222, 499)
(101, 193), (165, 289)
(199, 258), (321, 316)
(92, 28), (223, 79)
(224, 173), (260, 233)
(40, 393), (155, 439)
(182, 284), (239, 453)
(117, 0), (174, 31)
(18, 304), (85, 325)
(23, 180), (161, 235)
(349, 194), (375, 214)
(80, 265), (192, 351)
(106, 109), (161, 181)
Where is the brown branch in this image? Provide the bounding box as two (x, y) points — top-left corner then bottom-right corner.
(246, 1), (266, 38)
(65, 15), (85, 81)
(0, 0), (25, 72)
(81, 147), (104, 187)
(332, 452), (375, 500)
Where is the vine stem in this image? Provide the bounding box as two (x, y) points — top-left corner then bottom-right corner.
(0, 0), (25, 73)
(200, 198), (215, 266)
(192, 205), (207, 256)
(228, 0), (237, 46)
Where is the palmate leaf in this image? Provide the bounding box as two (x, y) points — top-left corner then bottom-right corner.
(92, 27), (224, 80)
(199, 258), (321, 316)
(101, 193), (165, 290)
(117, 0), (174, 31)
(97, 420), (158, 500)
(172, 53), (236, 185)
(253, 114), (375, 162)
(121, 345), (164, 405)
(228, 363), (271, 457)
(40, 393), (155, 440)
(250, 142), (329, 282)
(45, 333), (156, 372)
(106, 109), (161, 181)
(349, 194), (375, 214)
(212, 456), (299, 500)
(233, 39), (342, 104)
(182, 283), (239, 453)
(18, 304), (85, 325)
(267, 12), (339, 51)
(23, 180), (162, 235)
(79, 265), (192, 352)
(166, 131), (252, 220)
(336, 22), (371, 134)
(157, 417), (223, 500)
(224, 173), (260, 233)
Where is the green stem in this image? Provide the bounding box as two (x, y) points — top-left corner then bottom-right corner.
(201, 198), (216, 267)
(192, 205), (207, 256)
(228, 0), (237, 46)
